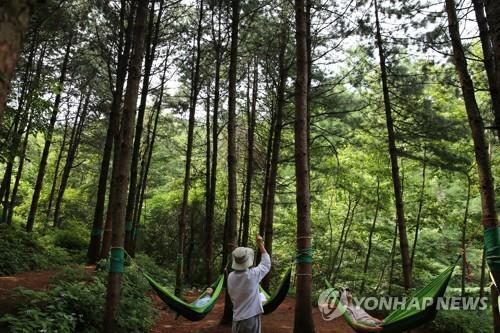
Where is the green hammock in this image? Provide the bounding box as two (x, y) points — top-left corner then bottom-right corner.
(144, 273), (224, 322)
(324, 261), (457, 333)
(260, 267), (292, 314)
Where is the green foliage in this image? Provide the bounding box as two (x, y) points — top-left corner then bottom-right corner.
(53, 223), (89, 251)
(0, 225), (50, 275)
(0, 225), (84, 275)
(0, 266), (157, 333)
(428, 309), (493, 333)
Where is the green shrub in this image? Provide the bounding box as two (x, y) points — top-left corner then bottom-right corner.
(426, 308), (492, 333)
(0, 225), (80, 275)
(54, 223), (89, 251)
(0, 225), (50, 275)
(1, 266), (157, 333)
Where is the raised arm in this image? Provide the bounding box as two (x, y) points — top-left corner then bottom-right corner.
(253, 235), (271, 282)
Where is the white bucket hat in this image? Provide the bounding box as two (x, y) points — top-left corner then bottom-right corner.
(232, 247), (254, 270)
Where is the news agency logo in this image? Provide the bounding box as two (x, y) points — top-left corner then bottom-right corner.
(318, 288), (345, 321)
(317, 288), (489, 322)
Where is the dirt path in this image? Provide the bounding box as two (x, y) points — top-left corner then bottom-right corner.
(151, 292), (356, 333)
(0, 269), (429, 333)
(0, 266), (95, 315)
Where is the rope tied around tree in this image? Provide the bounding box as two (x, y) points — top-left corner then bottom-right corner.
(296, 247), (313, 264)
(484, 226), (500, 272)
(176, 253), (184, 264)
(109, 247), (125, 273)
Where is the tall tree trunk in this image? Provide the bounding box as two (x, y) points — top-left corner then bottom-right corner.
(6, 44), (46, 225)
(205, 90), (211, 250)
(130, 62), (168, 257)
(410, 151), (426, 271)
(46, 109), (72, 221)
(360, 178), (380, 294)
(102, 0), (148, 330)
(294, 0), (315, 331)
(330, 194), (352, 277)
(480, 248), (487, 299)
(373, 0), (411, 290)
(0, 29), (38, 219)
(262, 24), (289, 290)
(461, 173), (471, 297)
(93, 1), (136, 263)
(258, 102), (275, 240)
(445, 0), (499, 294)
(205, 1), (222, 285)
(332, 198), (359, 286)
(53, 91), (90, 227)
(484, 0), (500, 139)
(241, 59), (258, 248)
(176, 0), (204, 297)
(124, 0), (164, 252)
(388, 222), (398, 295)
(221, 0), (241, 324)
(0, 0), (37, 117)
(472, 0), (500, 140)
(26, 34), (73, 232)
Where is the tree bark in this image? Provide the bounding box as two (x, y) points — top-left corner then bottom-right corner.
(410, 151), (426, 272)
(94, 0), (136, 263)
(294, 0), (315, 331)
(130, 62), (168, 257)
(484, 0), (500, 139)
(262, 24), (289, 290)
(388, 222), (398, 295)
(360, 178), (380, 294)
(102, 0), (148, 330)
(124, 0), (164, 252)
(6, 43), (45, 225)
(205, 0), (222, 285)
(332, 198), (359, 286)
(330, 194), (352, 277)
(53, 90), (90, 227)
(461, 173), (471, 297)
(445, 0), (498, 275)
(221, 0), (241, 324)
(472, 0), (500, 140)
(373, 0), (411, 290)
(176, 0), (204, 297)
(0, 0), (37, 118)
(26, 33), (73, 232)
(45, 109), (72, 221)
(241, 59), (258, 248)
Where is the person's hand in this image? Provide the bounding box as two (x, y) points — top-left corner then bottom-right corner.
(256, 235), (264, 244)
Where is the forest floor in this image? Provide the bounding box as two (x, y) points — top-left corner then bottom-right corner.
(0, 269), (428, 333)
(151, 291), (357, 333)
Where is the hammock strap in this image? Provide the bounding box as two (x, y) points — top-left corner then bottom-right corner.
(485, 227), (500, 272)
(109, 247), (125, 273)
(91, 228), (103, 237)
(296, 247), (313, 264)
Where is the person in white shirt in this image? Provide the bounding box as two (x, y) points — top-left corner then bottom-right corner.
(228, 235), (271, 333)
(192, 287), (213, 307)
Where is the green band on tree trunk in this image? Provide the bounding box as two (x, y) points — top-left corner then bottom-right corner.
(296, 247), (313, 264)
(485, 227), (500, 272)
(109, 248), (125, 273)
(91, 228), (103, 236)
(125, 220), (133, 231)
(176, 253), (184, 264)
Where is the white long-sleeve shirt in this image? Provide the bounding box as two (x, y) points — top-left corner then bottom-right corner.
(228, 253), (271, 321)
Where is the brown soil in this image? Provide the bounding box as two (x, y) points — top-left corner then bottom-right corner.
(0, 269), (430, 333)
(0, 266), (95, 315)
(151, 292), (356, 333)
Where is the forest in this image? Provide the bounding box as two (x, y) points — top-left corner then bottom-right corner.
(0, 0), (498, 332)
